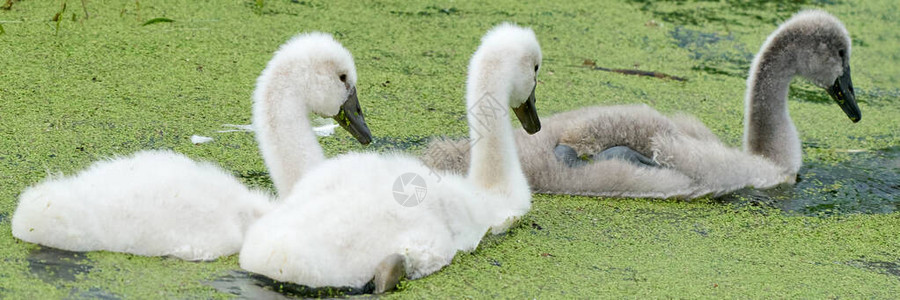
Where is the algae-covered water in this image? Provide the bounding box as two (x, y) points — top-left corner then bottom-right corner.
(1, 0), (899, 298)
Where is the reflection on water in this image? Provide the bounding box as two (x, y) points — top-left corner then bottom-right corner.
(27, 247), (92, 283)
(26, 247), (120, 298)
(720, 147), (900, 216)
(206, 271), (294, 300)
(846, 259), (900, 279)
(206, 270), (377, 299)
(22, 249), (380, 299)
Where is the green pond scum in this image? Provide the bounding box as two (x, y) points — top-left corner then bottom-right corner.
(1, 0), (898, 298)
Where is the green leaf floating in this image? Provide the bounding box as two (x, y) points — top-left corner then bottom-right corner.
(142, 18), (174, 26)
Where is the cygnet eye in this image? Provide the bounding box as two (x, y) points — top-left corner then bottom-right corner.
(339, 74), (347, 82)
(534, 65), (539, 72)
(838, 49), (846, 59)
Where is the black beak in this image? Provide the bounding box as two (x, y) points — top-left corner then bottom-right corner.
(333, 87), (372, 145)
(512, 85), (541, 134)
(826, 64), (861, 123)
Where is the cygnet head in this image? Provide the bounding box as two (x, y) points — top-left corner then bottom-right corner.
(470, 23), (543, 134)
(256, 32), (372, 144)
(761, 9), (860, 122)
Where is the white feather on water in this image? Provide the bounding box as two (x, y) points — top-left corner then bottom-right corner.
(191, 135), (214, 144)
(216, 121), (336, 137)
(218, 124), (255, 133)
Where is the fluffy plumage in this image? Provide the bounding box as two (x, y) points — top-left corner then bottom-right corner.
(11, 150), (273, 260)
(240, 23), (541, 290)
(8, 32), (362, 261)
(240, 153), (495, 288)
(743, 9), (855, 176)
(423, 10), (857, 198)
(253, 32), (359, 198)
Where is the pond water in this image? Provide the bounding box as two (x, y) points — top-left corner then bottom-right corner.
(720, 147), (900, 216)
(22, 144), (899, 298)
(206, 270), (377, 299)
(25, 247), (119, 298)
(27, 247), (92, 283)
(23, 247), (376, 299)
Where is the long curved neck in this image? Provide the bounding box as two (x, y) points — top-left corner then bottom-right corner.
(465, 71), (529, 197)
(742, 52), (801, 176)
(253, 77), (324, 198)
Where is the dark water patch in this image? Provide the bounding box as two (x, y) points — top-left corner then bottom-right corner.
(390, 5), (461, 17)
(631, 0), (837, 27)
(792, 84), (900, 106)
(846, 259), (900, 279)
(670, 26), (728, 49)
(650, 1), (845, 77)
(67, 287), (120, 300)
(244, 0), (328, 16)
(289, 0), (325, 9)
(856, 87), (900, 106)
(207, 270), (378, 299)
(591, 266), (648, 282)
(627, 207), (715, 226)
(692, 224), (710, 237)
(847, 134), (896, 143)
(669, 26), (754, 77)
(321, 135), (431, 153)
(27, 247), (93, 283)
(789, 84), (839, 104)
(720, 147), (900, 216)
(234, 170), (274, 190)
(243, 1), (298, 16)
(493, 10), (515, 17)
(368, 135), (431, 152)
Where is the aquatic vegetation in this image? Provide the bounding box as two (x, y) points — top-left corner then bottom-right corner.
(0, 0), (897, 298)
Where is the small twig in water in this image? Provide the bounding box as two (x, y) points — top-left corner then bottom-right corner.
(590, 66), (687, 81)
(581, 59), (687, 82)
(1, 0), (13, 10)
(52, 1), (67, 35)
(134, 0), (141, 22)
(80, 0), (89, 19)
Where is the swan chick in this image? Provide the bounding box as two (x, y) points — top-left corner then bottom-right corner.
(239, 23), (542, 292)
(253, 32), (372, 198)
(11, 150), (273, 261)
(743, 9), (859, 176)
(422, 9), (859, 198)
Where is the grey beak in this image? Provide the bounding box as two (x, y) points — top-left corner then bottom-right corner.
(333, 87), (372, 145)
(826, 64), (861, 123)
(512, 85), (541, 134)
